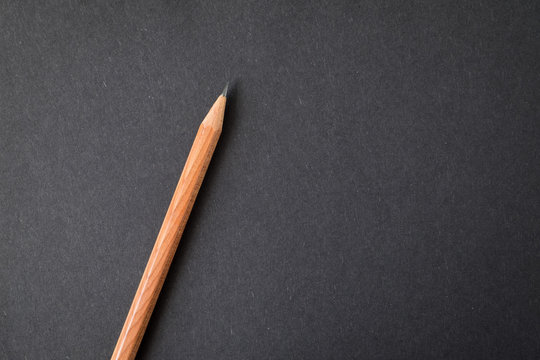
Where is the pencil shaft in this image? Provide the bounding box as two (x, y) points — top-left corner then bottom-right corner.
(111, 95), (226, 360)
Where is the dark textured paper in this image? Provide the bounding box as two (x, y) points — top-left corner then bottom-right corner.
(1, 1), (539, 359)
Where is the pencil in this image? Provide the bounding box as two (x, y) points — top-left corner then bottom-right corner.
(111, 85), (228, 360)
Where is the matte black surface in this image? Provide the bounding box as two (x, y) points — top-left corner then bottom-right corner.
(1, 1), (539, 359)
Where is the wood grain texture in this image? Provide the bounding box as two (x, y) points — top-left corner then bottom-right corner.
(111, 94), (226, 360)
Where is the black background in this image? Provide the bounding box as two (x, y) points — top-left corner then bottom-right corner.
(1, 1), (539, 359)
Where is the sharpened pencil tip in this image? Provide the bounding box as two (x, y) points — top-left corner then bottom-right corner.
(221, 82), (229, 97)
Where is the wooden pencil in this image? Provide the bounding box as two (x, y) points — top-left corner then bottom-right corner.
(111, 85), (228, 360)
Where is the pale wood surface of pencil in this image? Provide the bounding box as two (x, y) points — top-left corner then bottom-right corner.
(111, 95), (226, 360)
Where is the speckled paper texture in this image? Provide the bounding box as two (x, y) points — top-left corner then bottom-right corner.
(1, 1), (539, 359)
